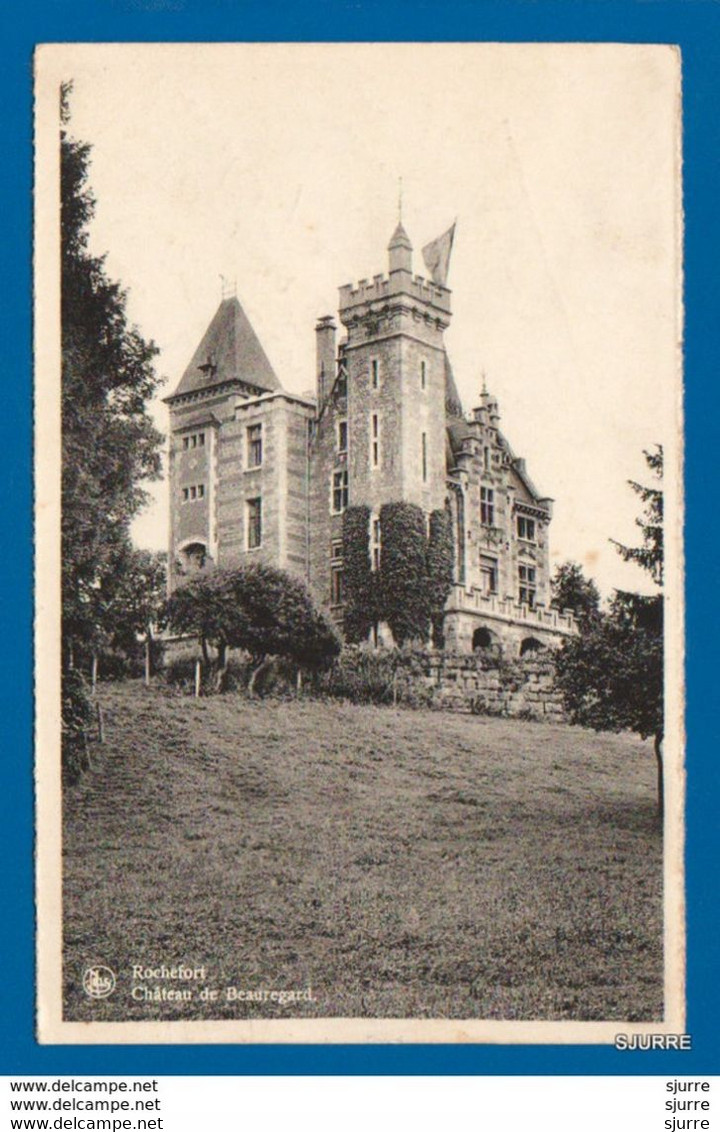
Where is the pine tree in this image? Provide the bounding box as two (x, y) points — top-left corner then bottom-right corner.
(611, 446), (663, 585)
(554, 447), (665, 817)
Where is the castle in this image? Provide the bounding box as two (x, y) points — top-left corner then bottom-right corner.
(165, 222), (576, 654)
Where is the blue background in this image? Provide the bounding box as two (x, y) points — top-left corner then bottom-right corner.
(3, 0), (718, 1077)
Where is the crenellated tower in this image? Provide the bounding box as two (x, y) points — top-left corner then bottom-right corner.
(307, 222), (453, 617)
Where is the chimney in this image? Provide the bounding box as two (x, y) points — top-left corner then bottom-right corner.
(315, 315), (337, 409)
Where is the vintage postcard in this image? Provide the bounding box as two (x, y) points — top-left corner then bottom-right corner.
(35, 42), (684, 1043)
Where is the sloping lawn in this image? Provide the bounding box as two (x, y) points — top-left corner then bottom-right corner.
(63, 681), (663, 1022)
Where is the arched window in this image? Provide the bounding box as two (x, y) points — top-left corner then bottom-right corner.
(180, 542), (207, 574)
(520, 636), (544, 657)
(472, 627), (493, 650)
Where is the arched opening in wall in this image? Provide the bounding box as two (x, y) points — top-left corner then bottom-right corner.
(180, 542), (207, 574)
(472, 627), (494, 650)
(520, 636), (545, 657)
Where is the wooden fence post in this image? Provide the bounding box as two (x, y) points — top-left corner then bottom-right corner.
(144, 637), (151, 687)
(195, 660), (202, 698)
(96, 702), (104, 744)
(91, 653), (98, 695)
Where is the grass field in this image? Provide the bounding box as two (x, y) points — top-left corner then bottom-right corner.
(63, 681), (663, 1022)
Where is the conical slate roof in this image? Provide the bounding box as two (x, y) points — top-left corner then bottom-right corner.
(388, 221), (412, 250)
(169, 296), (282, 400)
(444, 352), (464, 419)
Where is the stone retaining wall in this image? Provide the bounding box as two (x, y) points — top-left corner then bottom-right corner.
(395, 651), (566, 721)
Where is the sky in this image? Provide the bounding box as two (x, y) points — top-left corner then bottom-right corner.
(40, 42), (681, 598)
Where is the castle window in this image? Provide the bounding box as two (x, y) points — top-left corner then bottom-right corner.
(182, 432), (205, 451)
(181, 483), (205, 503)
(180, 542), (207, 574)
(480, 486), (495, 526)
(371, 413), (380, 469)
(247, 423), (263, 468)
(422, 432), (427, 482)
(337, 419), (348, 454)
(421, 360), (426, 390)
(331, 564), (344, 606)
(247, 497), (262, 549)
(332, 470), (349, 514)
(371, 358), (380, 389)
(517, 515), (536, 543)
(480, 555), (498, 595)
(519, 565), (536, 609)
(483, 446), (490, 472)
(331, 539), (343, 561)
(371, 517), (381, 572)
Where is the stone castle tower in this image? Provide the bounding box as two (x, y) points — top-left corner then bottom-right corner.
(165, 222), (576, 654)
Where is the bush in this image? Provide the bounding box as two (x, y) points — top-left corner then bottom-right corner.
(164, 655), (251, 695)
(316, 646), (399, 705)
(165, 562), (341, 672)
(62, 669), (95, 784)
(315, 644), (438, 708)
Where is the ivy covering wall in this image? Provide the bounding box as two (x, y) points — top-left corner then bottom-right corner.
(426, 507), (455, 647)
(341, 501), (456, 647)
(378, 502), (431, 645)
(342, 505), (376, 643)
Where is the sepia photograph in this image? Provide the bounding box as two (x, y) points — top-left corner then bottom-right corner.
(34, 42), (684, 1043)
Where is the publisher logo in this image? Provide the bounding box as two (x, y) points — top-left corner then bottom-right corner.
(82, 965), (116, 999)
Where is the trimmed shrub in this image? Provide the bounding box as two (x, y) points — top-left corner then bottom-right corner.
(165, 563), (341, 678)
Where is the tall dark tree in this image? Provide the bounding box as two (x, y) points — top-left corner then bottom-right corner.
(550, 561), (602, 631)
(554, 447), (664, 816)
(611, 446), (663, 585)
(61, 82), (163, 662)
(94, 545), (167, 676)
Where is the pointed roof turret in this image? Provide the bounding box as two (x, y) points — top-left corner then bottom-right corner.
(388, 221), (413, 273)
(167, 296), (282, 401)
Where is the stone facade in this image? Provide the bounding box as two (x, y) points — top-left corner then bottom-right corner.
(165, 223), (576, 654)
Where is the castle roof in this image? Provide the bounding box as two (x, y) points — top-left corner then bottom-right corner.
(444, 353), (464, 419)
(168, 296), (282, 401)
(388, 221), (412, 250)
